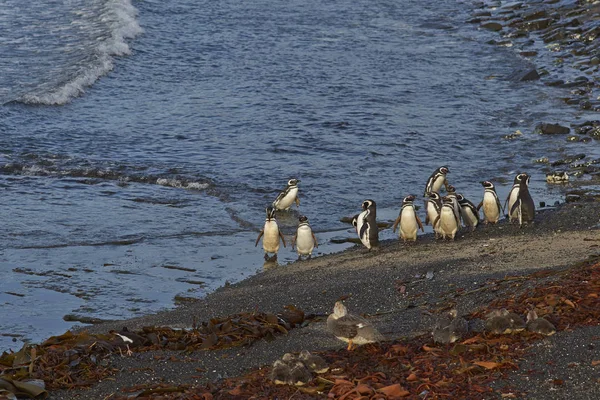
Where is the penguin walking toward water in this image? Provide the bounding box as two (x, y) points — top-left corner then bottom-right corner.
(292, 215), (318, 260)
(505, 173), (525, 222)
(423, 166), (450, 196)
(392, 195), (424, 242)
(356, 199), (379, 250)
(434, 196), (460, 240)
(272, 178), (300, 211)
(477, 181), (503, 224)
(509, 173), (535, 226)
(456, 193), (480, 231)
(255, 206), (286, 260)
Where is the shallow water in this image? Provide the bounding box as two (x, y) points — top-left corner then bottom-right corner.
(1, 0), (598, 351)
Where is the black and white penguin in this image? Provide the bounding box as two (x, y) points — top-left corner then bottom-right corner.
(505, 173), (527, 222)
(433, 196), (460, 240)
(272, 178), (300, 211)
(392, 195), (424, 242)
(356, 199), (379, 250)
(509, 173), (535, 226)
(292, 215), (318, 260)
(477, 181), (503, 224)
(255, 206), (287, 260)
(424, 191), (442, 233)
(446, 185), (462, 226)
(456, 193), (479, 231)
(423, 166), (450, 196)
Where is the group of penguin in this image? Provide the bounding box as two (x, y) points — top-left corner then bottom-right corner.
(255, 166), (536, 259)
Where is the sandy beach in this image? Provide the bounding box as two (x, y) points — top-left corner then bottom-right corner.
(43, 198), (600, 399)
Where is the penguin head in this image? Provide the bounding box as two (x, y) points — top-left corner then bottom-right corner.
(426, 191), (441, 200)
(481, 181), (495, 189)
(441, 196), (453, 205)
(515, 173), (529, 184)
(439, 166), (450, 175)
(361, 199), (376, 210)
(447, 185), (456, 194)
(456, 193), (465, 202)
(288, 178), (300, 186)
(403, 195), (416, 204)
(298, 215), (309, 223)
(265, 206), (276, 220)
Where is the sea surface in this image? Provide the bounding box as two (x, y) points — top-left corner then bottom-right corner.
(0, 0), (597, 351)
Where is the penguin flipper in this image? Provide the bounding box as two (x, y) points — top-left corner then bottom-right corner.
(476, 201), (483, 211)
(392, 215), (401, 233)
(433, 215), (440, 228)
(291, 234), (297, 250)
(312, 232), (318, 248)
(416, 215), (425, 232)
(295, 196), (300, 207)
(425, 213), (430, 225)
(255, 230), (264, 247)
(496, 197), (504, 215)
(279, 230), (287, 247)
(510, 198), (521, 217)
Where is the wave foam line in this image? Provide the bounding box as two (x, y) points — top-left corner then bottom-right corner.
(19, 0), (143, 105)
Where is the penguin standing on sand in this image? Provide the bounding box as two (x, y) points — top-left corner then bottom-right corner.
(477, 181), (503, 224)
(446, 185), (462, 226)
(255, 206), (286, 260)
(434, 196), (460, 240)
(356, 199), (379, 250)
(424, 192), (442, 237)
(505, 173), (527, 222)
(456, 193), (479, 231)
(423, 166), (450, 196)
(510, 173), (535, 226)
(392, 195), (424, 242)
(292, 215), (318, 260)
(272, 179), (300, 211)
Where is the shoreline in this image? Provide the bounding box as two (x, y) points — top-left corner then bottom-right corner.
(47, 198), (600, 399)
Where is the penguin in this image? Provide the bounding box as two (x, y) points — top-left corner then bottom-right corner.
(272, 178), (300, 211)
(356, 199), (379, 250)
(509, 173), (535, 226)
(477, 181), (503, 224)
(292, 215), (318, 260)
(433, 196), (460, 240)
(424, 191), (442, 227)
(456, 193), (479, 231)
(505, 173), (527, 222)
(255, 206), (286, 260)
(423, 166), (450, 196)
(446, 185), (462, 226)
(392, 195), (424, 242)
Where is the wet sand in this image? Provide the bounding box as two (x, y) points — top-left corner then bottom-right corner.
(54, 199), (600, 399)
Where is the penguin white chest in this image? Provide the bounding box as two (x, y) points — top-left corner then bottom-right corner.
(483, 192), (500, 222)
(275, 187), (298, 210)
(262, 220), (281, 253)
(295, 225), (314, 255)
(461, 205), (479, 228)
(400, 207), (418, 240)
(426, 202), (439, 225)
(431, 176), (445, 193)
(356, 210), (371, 249)
(439, 206), (458, 239)
(507, 187), (519, 219)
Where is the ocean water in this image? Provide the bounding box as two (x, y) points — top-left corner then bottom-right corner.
(0, 0), (597, 351)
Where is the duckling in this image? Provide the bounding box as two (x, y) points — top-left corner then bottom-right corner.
(432, 309), (469, 344)
(526, 310), (556, 336)
(288, 361), (313, 386)
(327, 301), (384, 350)
(299, 350), (329, 374)
(503, 309), (526, 332)
(485, 310), (512, 334)
(270, 359), (291, 385)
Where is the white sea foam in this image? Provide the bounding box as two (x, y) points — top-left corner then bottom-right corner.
(19, 0), (143, 105)
(157, 178), (210, 191)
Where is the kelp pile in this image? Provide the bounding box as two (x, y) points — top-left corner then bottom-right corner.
(108, 258), (600, 399)
(0, 307), (303, 397)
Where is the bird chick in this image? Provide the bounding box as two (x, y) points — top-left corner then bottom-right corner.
(298, 350), (329, 374)
(526, 310), (556, 336)
(270, 359), (291, 385)
(432, 309), (469, 344)
(485, 310), (512, 334)
(288, 361), (313, 386)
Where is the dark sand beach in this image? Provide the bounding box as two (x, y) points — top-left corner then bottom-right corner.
(46, 198), (600, 399)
